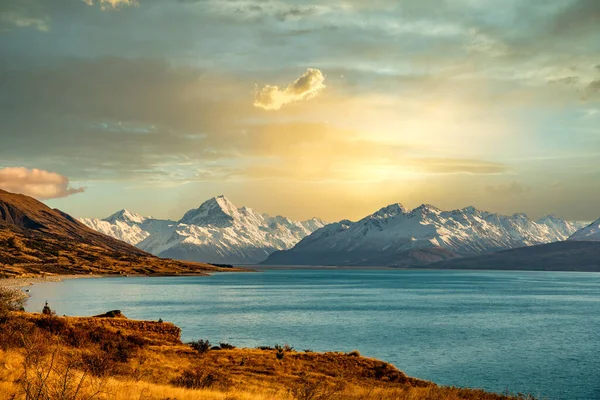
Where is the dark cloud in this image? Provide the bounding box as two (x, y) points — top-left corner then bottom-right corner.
(275, 6), (317, 22)
(552, 0), (600, 37)
(0, 57), (256, 180)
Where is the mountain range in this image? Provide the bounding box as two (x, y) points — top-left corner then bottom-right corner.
(0, 189), (231, 278)
(262, 203), (588, 267)
(568, 218), (600, 242)
(80, 198), (596, 268)
(80, 196), (325, 264)
(3, 188), (599, 272)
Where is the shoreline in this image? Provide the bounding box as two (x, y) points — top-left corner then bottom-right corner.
(0, 267), (257, 289)
(0, 274), (107, 289)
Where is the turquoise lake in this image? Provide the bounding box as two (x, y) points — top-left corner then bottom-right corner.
(26, 269), (600, 400)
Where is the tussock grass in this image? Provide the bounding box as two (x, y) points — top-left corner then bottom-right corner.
(0, 312), (535, 400)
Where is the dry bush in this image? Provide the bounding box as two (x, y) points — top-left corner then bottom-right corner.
(171, 364), (232, 390)
(0, 317), (37, 350)
(288, 372), (345, 400)
(189, 339), (211, 354)
(19, 342), (105, 400)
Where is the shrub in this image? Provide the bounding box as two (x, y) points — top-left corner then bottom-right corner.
(275, 344), (285, 360)
(41, 301), (55, 316)
(219, 342), (236, 350)
(35, 315), (68, 336)
(288, 372), (345, 400)
(172, 365), (232, 390)
(0, 317), (36, 350)
(20, 345), (103, 400)
(347, 350), (361, 357)
(189, 339), (211, 354)
(79, 348), (117, 377)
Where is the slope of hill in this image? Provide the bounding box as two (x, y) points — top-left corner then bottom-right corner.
(426, 241), (600, 272)
(569, 218), (600, 241)
(0, 189), (234, 277)
(80, 196), (325, 264)
(262, 203), (585, 267)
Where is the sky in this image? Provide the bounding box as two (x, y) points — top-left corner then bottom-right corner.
(0, 0), (599, 222)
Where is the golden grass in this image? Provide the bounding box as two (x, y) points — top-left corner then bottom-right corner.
(0, 313), (534, 400)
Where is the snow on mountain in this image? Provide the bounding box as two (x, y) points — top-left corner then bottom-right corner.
(262, 203), (585, 267)
(79, 209), (175, 246)
(80, 196), (326, 264)
(569, 218), (600, 241)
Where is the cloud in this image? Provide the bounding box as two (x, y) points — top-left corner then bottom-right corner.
(0, 11), (49, 32)
(82, 0), (138, 10)
(253, 68), (326, 110)
(551, 0), (600, 37)
(0, 168), (84, 200)
(485, 181), (531, 197)
(465, 29), (508, 57)
(415, 159), (508, 175)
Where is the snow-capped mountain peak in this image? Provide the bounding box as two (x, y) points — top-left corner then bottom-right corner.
(179, 195), (240, 227)
(80, 196), (326, 264)
(262, 202), (586, 267)
(569, 218), (600, 241)
(372, 203), (407, 219)
(103, 209), (147, 224)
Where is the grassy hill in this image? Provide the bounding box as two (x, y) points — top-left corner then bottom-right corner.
(0, 308), (534, 400)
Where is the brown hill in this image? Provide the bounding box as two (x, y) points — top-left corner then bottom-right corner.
(0, 189), (238, 277)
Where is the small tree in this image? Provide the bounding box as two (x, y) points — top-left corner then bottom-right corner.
(42, 301), (55, 316)
(275, 344), (285, 360)
(0, 287), (26, 317)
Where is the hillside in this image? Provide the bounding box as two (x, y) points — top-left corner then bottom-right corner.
(427, 241), (600, 272)
(80, 196), (325, 264)
(262, 203), (584, 267)
(0, 189), (237, 277)
(0, 308), (531, 400)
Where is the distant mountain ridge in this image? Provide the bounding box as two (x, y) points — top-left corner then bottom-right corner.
(427, 241), (600, 272)
(262, 203), (586, 267)
(80, 196), (325, 264)
(569, 218), (600, 242)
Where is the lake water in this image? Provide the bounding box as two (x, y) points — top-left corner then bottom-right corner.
(26, 269), (600, 400)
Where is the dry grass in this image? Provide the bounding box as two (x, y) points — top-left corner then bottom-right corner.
(0, 312), (535, 400)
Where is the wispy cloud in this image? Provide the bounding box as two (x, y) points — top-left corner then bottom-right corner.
(0, 168), (84, 200)
(253, 68), (326, 110)
(82, 0), (138, 10)
(0, 11), (49, 32)
(485, 181), (531, 197)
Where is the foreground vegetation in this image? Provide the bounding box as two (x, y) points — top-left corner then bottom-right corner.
(0, 288), (535, 400)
